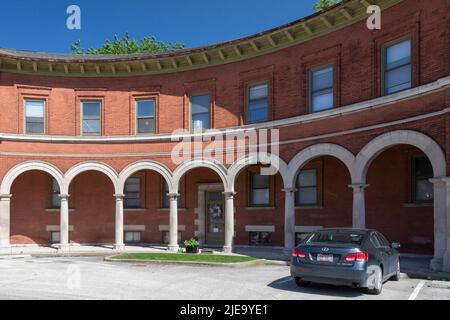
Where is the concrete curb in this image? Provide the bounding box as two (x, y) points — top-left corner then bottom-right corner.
(104, 255), (271, 268)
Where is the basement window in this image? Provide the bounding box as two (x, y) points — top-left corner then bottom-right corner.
(162, 231), (182, 244)
(124, 231), (141, 243)
(249, 232), (272, 246)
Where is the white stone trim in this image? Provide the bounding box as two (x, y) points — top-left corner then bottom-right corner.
(0, 76), (447, 144)
(0, 161), (64, 195)
(158, 225), (185, 232)
(118, 160), (174, 193)
(245, 225), (275, 232)
(46, 225), (74, 232)
(124, 225), (146, 231)
(64, 161), (120, 194)
(295, 226), (323, 233)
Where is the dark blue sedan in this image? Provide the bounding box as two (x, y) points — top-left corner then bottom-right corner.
(290, 228), (401, 295)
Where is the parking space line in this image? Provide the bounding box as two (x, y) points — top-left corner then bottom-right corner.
(408, 280), (426, 300)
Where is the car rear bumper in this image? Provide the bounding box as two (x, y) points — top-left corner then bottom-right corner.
(290, 261), (369, 287)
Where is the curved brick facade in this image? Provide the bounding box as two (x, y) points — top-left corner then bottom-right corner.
(0, 0), (449, 270)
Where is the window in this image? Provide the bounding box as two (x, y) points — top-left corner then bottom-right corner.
(370, 233), (382, 248)
(250, 172), (270, 206)
(310, 66), (334, 112)
(51, 178), (61, 208)
(25, 99), (45, 134)
(413, 156), (433, 203)
(383, 38), (412, 95)
(249, 232), (272, 246)
(124, 177), (142, 208)
(295, 232), (311, 246)
(296, 169), (318, 206)
(162, 231), (182, 244)
(51, 231), (60, 244)
(190, 94), (211, 131)
(136, 99), (156, 134)
(162, 179), (181, 208)
(82, 101), (101, 136)
(247, 83), (268, 124)
(124, 231), (141, 243)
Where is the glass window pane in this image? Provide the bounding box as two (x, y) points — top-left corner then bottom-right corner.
(252, 189), (270, 205)
(415, 180), (433, 202)
(385, 39), (411, 69)
(26, 122), (45, 134)
(385, 64), (411, 94)
(137, 100), (155, 118)
(83, 119), (100, 134)
(249, 84), (268, 100)
(191, 94), (210, 114)
(51, 232), (60, 243)
(312, 90), (334, 112)
(192, 113), (210, 130)
(312, 66), (333, 92)
(83, 102), (101, 118)
(25, 100), (45, 117)
(252, 174), (269, 188)
(298, 169), (317, 187)
(298, 187), (317, 205)
(415, 157), (433, 179)
(137, 118), (155, 134)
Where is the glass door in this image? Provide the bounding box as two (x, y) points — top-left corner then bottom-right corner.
(205, 191), (225, 246)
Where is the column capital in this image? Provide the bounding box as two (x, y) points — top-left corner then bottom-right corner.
(167, 193), (180, 201)
(282, 188), (298, 194)
(348, 183), (369, 193)
(114, 194), (125, 199)
(0, 194), (12, 201)
(222, 191), (236, 199)
(58, 194), (70, 200)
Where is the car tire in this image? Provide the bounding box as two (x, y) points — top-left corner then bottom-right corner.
(365, 266), (383, 295)
(295, 278), (311, 287)
(391, 260), (401, 281)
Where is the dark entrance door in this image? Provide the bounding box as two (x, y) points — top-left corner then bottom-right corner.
(205, 191), (225, 246)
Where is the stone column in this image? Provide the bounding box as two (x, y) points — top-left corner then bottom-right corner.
(223, 192), (236, 254)
(59, 194), (70, 250)
(429, 178), (447, 271)
(441, 178), (450, 272)
(0, 194), (12, 247)
(168, 193), (179, 252)
(114, 194), (125, 250)
(349, 183), (369, 229)
(282, 188), (297, 255)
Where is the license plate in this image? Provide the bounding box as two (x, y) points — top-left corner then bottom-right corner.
(317, 254), (333, 262)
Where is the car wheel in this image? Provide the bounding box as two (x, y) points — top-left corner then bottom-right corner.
(365, 266), (383, 295)
(295, 278), (311, 287)
(391, 260), (401, 281)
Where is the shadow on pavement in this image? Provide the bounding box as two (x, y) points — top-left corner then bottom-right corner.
(268, 276), (364, 298)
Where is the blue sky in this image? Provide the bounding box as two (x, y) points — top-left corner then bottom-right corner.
(0, 0), (317, 53)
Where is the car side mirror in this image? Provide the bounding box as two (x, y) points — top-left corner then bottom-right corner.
(391, 242), (401, 249)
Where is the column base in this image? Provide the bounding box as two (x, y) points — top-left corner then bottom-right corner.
(56, 244), (70, 252)
(168, 244), (179, 253)
(114, 244), (125, 251)
(223, 246), (233, 254)
(430, 257), (443, 271)
(443, 251), (450, 273)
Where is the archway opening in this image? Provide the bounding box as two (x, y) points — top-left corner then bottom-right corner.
(365, 145), (434, 254)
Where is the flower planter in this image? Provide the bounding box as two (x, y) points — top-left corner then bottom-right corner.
(185, 246), (199, 254)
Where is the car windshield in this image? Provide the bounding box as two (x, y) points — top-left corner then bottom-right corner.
(305, 231), (364, 246)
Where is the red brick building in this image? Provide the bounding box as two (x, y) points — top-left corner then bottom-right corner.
(0, 0), (449, 271)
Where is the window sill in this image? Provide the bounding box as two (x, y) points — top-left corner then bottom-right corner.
(245, 207), (276, 211)
(45, 208), (75, 212)
(157, 208), (187, 212)
(295, 206), (323, 210)
(124, 208), (147, 212)
(402, 203), (433, 208)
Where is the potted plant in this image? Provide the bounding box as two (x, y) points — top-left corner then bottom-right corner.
(184, 238), (200, 254)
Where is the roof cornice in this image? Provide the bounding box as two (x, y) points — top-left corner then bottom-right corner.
(0, 0), (402, 77)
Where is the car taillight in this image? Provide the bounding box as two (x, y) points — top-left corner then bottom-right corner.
(345, 252), (368, 262)
(292, 248), (306, 259)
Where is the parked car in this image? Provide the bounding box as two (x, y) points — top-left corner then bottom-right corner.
(290, 228), (401, 295)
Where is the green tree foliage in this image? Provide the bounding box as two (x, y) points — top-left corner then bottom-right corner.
(71, 32), (185, 55)
(313, 0), (340, 12)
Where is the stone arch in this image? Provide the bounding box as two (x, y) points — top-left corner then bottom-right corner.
(0, 161), (64, 195)
(286, 143), (356, 188)
(119, 160), (173, 194)
(227, 152), (288, 192)
(354, 130), (446, 182)
(64, 161), (120, 194)
(172, 158), (229, 193)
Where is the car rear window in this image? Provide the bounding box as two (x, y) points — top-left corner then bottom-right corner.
(305, 231), (364, 245)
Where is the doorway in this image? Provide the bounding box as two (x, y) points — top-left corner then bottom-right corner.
(205, 191), (225, 246)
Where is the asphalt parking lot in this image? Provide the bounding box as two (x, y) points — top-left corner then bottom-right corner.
(0, 256), (449, 300)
